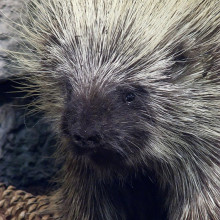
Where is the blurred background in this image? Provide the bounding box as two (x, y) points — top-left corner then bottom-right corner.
(0, 0), (57, 195)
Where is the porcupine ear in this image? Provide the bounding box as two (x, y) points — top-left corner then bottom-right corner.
(164, 41), (195, 81)
(170, 37), (219, 80)
(166, 38), (214, 81)
(172, 39), (197, 67)
(172, 44), (188, 66)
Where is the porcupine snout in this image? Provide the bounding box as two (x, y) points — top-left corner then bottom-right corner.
(71, 108), (103, 153)
(62, 96), (106, 153)
(73, 131), (101, 151)
(60, 83), (122, 159)
(60, 80), (150, 167)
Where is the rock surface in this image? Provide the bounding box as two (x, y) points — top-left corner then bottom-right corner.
(0, 0), (23, 81)
(0, 1), (57, 193)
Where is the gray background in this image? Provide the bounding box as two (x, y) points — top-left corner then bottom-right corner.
(0, 0), (57, 194)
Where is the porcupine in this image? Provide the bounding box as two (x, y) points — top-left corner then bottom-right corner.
(12, 0), (220, 219)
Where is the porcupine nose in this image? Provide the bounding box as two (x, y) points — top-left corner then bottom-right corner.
(73, 132), (101, 150)
(72, 98), (104, 151)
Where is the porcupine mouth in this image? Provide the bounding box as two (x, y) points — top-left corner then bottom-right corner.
(73, 144), (124, 167)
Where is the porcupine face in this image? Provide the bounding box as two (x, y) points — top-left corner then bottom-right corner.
(21, 0), (220, 173)
(60, 80), (153, 168)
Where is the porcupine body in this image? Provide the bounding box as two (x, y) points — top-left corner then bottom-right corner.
(14, 0), (220, 219)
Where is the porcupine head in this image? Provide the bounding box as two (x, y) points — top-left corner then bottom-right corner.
(12, 0), (220, 219)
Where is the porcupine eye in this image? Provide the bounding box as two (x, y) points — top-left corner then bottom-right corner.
(125, 92), (136, 103)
